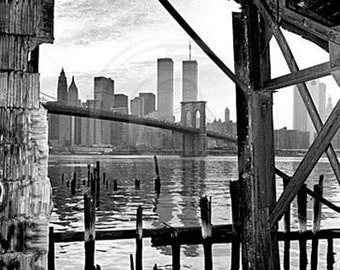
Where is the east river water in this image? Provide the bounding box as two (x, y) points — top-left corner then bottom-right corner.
(48, 155), (340, 269)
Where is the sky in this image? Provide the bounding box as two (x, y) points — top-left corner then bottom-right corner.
(39, 0), (340, 128)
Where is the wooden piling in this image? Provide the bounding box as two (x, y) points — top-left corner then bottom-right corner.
(154, 155), (161, 193)
(113, 179), (118, 191)
(298, 184), (307, 270)
(103, 172), (106, 184)
(135, 178), (140, 190)
(91, 170), (96, 199)
(130, 254), (134, 270)
(311, 175), (324, 270)
(71, 172), (76, 196)
(230, 181), (240, 270)
(136, 206), (143, 270)
(48, 227), (55, 270)
(153, 264), (158, 270)
(200, 196), (212, 270)
(96, 171), (100, 207)
(283, 177), (291, 270)
(87, 165), (91, 187)
(96, 161), (100, 182)
(62, 173), (65, 184)
(84, 194), (96, 270)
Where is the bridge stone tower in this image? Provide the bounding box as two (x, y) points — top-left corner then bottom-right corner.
(181, 101), (207, 157)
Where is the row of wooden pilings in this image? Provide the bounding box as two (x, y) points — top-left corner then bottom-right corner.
(60, 155), (161, 203)
(48, 161), (339, 269)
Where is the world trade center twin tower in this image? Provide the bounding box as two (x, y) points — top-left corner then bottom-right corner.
(157, 58), (198, 122)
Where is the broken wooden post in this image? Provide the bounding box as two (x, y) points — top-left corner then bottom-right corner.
(200, 196), (212, 270)
(311, 175), (324, 270)
(88, 165), (91, 187)
(298, 184), (307, 270)
(96, 171), (100, 207)
(136, 206), (143, 270)
(130, 254), (134, 270)
(135, 178), (141, 190)
(113, 179), (118, 191)
(154, 155), (161, 193)
(48, 227), (55, 270)
(91, 169), (96, 199)
(84, 194), (96, 270)
(62, 173), (65, 184)
(71, 172), (76, 195)
(103, 172), (106, 184)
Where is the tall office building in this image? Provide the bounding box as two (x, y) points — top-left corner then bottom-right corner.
(139, 92), (155, 116)
(94, 77), (115, 144)
(157, 58), (174, 121)
(131, 97), (143, 116)
(68, 77), (81, 145)
(225, 107), (230, 122)
(182, 60), (198, 102)
(293, 80), (326, 143)
(57, 68), (68, 103)
(114, 94), (129, 113)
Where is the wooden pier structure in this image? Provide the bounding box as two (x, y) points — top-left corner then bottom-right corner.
(2, 0), (340, 269)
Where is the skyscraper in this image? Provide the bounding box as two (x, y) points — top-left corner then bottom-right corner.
(157, 58), (174, 121)
(131, 97), (142, 116)
(293, 80), (326, 143)
(68, 77), (81, 145)
(139, 92), (155, 116)
(57, 68), (68, 103)
(182, 60), (198, 102)
(225, 107), (230, 122)
(94, 77), (115, 144)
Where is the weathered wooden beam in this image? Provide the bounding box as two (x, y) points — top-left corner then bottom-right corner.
(158, 0), (249, 93)
(282, 8), (340, 47)
(233, 5), (279, 269)
(263, 62), (340, 91)
(253, 0), (340, 187)
(270, 98), (340, 226)
(275, 168), (340, 214)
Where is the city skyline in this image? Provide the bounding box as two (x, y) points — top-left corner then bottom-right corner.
(40, 0), (340, 128)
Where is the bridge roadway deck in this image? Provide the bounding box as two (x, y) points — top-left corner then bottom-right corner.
(42, 102), (236, 143)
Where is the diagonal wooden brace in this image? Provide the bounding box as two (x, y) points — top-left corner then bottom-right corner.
(253, 0), (340, 186)
(270, 98), (340, 226)
(158, 0), (249, 93)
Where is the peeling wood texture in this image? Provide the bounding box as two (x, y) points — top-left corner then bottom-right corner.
(0, 0), (54, 269)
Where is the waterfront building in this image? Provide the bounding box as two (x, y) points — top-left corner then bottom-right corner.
(274, 127), (309, 149)
(157, 58), (174, 121)
(182, 60), (198, 102)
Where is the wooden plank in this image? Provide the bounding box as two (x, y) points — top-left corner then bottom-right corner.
(157, 0), (249, 93)
(254, 0), (340, 189)
(270, 97), (340, 226)
(263, 62), (340, 91)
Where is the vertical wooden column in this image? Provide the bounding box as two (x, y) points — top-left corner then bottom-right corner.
(0, 0), (54, 269)
(232, 3), (279, 269)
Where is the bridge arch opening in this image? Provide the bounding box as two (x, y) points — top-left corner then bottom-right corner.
(186, 110), (192, 127)
(194, 109), (201, 128)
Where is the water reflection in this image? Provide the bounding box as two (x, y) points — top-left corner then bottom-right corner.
(48, 155), (340, 269)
